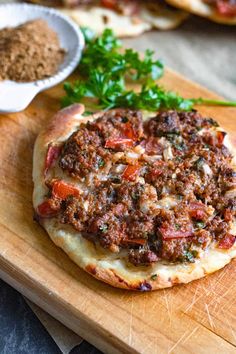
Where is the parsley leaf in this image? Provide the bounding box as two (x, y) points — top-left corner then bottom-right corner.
(62, 28), (236, 111)
(99, 224), (108, 233)
(195, 221), (205, 229)
(79, 29), (163, 82)
(98, 158), (105, 168)
(62, 78), (195, 111)
(183, 251), (195, 263)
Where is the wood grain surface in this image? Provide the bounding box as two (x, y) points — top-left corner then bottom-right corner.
(0, 69), (235, 354)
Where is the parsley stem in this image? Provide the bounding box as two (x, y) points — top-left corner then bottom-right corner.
(193, 98), (236, 107)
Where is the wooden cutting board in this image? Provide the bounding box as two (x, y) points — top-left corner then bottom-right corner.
(0, 69), (235, 354)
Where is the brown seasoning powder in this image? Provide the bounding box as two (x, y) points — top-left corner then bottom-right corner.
(0, 19), (65, 82)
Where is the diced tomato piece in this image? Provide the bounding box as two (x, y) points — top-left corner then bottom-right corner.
(122, 122), (137, 140)
(188, 202), (206, 220)
(190, 209), (206, 220)
(122, 164), (140, 182)
(101, 0), (117, 9)
(105, 138), (134, 149)
(216, 131), (226, 145)
(218, 234), (236, 249)
(37, 200), (58, 218)
(207, 131), (226, 147)
(52, 180), (80, 200)
(159, 222), (193, 240)
(105, 121), (138, 150)
(101, 0), (139, 15)
(216, 1), (236, 16)
(45, 144), (61, 175)
(123, 238), (146, 246)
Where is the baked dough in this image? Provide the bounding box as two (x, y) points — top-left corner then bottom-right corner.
(28, 1), (189, 35)
(166, 0), (236, 25)
(33, 104), (236, 290)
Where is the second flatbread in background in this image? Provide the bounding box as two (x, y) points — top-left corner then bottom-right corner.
(166, 0), (236, 25)
(28, 0), (189, 37)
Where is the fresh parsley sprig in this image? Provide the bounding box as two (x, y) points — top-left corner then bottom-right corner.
(62, 75), (194, 111)
(62, 28), (236, 112)
(79, 28), (164, 81)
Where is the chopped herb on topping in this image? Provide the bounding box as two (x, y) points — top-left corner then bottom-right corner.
(183, 251), (196, 263)
(175, 156), (183, 162)
(191, 250), (198, 258)
(122, 117), (129, 123)
(111, 177), (121, 184)
(175, 223), (181, 230)
(195, 157), (205, 170)
(98, 158), (105, 168)
(195, 221), (205, 229)
(173, 142), (185, 151)
(204, 144), (211, 150)
(166, 131), (181, 138)
(151, 274), (157, 280)
(131, 191), (140, 200)
(99, 224), (108, 233)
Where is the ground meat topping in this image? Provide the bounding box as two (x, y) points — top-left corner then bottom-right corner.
(38, 109), (236, 266)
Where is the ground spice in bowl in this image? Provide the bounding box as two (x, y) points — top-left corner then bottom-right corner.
(0, 19), (65, 82)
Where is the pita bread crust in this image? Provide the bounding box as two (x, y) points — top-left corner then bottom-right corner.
(27, 1), (188, 34)
(140, 5), (189, 30)
(60, 5), (188, 35)
(166, 0), (236, 25)
(61, 7), (151, 37)
(33, 104), (236, 291)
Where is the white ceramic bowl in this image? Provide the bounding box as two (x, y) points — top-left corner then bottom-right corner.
(0, 3), (85, 113)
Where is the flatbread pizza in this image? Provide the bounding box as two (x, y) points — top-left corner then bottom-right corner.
(166, 0), (236, 25)
(28, 0), (189, 36)
(33, 104), (236, 290)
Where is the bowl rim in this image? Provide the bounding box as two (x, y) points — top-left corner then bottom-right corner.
(0, 2), (85, 89)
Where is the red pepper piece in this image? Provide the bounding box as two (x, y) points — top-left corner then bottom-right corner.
(101, 0), (117, 9)
(159, 222), (193, 240)
(52, 180), (80, 200)
(105, 138), (134, 149)
(216, 131), (226, 145)
(45, 144), (61, 175)
(188, 202), (207, 220)
(122, 164), (140, 182)
(123, 238), (146, 246)
(218, 234), (236, 249)
(37, 200), (58, 218)
(122, 122), (137, 140)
